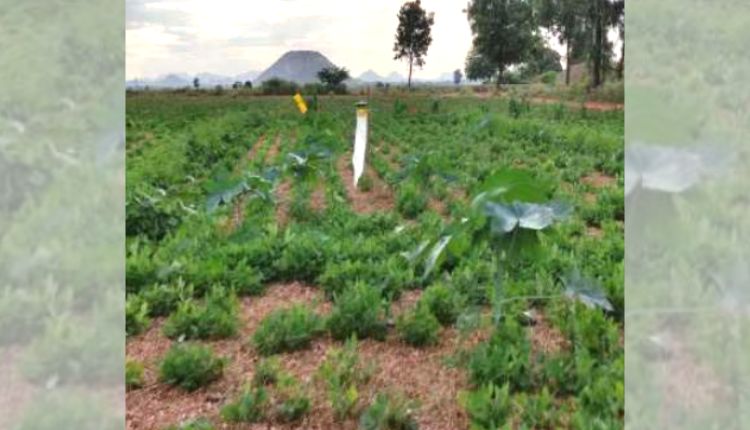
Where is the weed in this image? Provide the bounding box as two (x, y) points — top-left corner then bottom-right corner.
(328, 283), (388, 341)
(460, 383), (512, 430)
(221, 386), (268, 423)
(318, 337), (371, 420)
(396, 305), (440, 347)
(253, 357), (283, 386)
(163, 286), (239, 340)
(159, 343), (225, 391)
(396, 181), (427, 219)
(126, 360), (144, 390)
(126, 294), (150, 337)
(359, 392), (419, 430)
(420, 283), (465, 326)
(252, 305), (324, 355)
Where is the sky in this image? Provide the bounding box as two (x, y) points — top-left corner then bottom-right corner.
(127, 0), (476, 80)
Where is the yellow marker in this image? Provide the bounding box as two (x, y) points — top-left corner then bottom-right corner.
(293, 93), (308, 114)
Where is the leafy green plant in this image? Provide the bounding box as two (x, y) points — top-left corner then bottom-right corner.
(468, 318), (532, 391)
(220, 386), (268, 423)
(126, 360), (144, 390)
(252, 305), (324, 355)
(419, 283), (465, 325)
(159, 343), (225, 391)
(164, 418), (215, 430)
(275, 229), (329, 282)
(141, 279), (191, 317)
(460, 383), (512, 430)
(359, 392), (419, 430)
(396, 181), (427, 219)
(318, 337), (371, 420)
(396, 305), (440, 347)
(273, 376), (312, 423)
(126, 294), (150, 337)
(163, 286), (239, 340)
(358, 173), (374, 192)
(515, 387), (557, 428)
(253, 357), (283, 386)
(328, 283), (388, 341)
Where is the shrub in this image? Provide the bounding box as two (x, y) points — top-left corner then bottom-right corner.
(273, 377), (312, 423)
(221, 386), (268, 423)
(126, 360), (144, 390)
(141, 279), (191, 317)
(318, 257), (411, 300)
(359, 392), (419, 430)
(516, 387), (557, 429)
(396, 305), (440, 347)
(261, 78), (299, 95)
(252, 305), (324, 355)
(419, 283), (465, 326)
(541, 70), (557, 85)
(164, 418), (215, 430)
(126, 294), (150, 337)
(468, 318), (532, 391)
(159, 343), (225, 391)
(275, 229), (329, 282)
(253, 357), (282, 386)
(328, 283), (388, 341)
(450, 258), (497, 305)
(163, 287), (239, 340)
(318, 337), (371, 420)
(460, 384), (512, 430)
(396, 181), (427, 219)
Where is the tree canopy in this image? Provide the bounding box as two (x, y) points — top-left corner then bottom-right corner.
(317, 66), (350, 91)
(394, 0), (434, 88)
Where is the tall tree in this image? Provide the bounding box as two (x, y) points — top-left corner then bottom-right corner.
(535, 0), (587, 85)
(585, 0), (623, 87)
(393, 0), (434, 88)
(193, 77), (200, 89)
(465, 0), (538, 87)
(317, 66), (350, 92)
(465, 48), (497, 83)
(453, 69), (463, 85)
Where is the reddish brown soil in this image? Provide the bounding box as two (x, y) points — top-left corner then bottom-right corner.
(246, 134), (266, 162)
(581, 171), (617, 188)
(586, 226), (604, 238)
(336, 154), (395, 214)
(530, 97), (623, 112)
(310, 181), (327, 212)
(274, 179), (293, 226)
(528, 311), (570, 356)
(264, 134), (282, 165)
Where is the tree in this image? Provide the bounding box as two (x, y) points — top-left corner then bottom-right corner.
(465, 48), (497, 83)
(393, 0), (434, 88)
(317, 66), (350, 92)
(522, 41), (563, 77)
(453, 69), (463, 85)
(584, 0), (623, 87)
(465, 0), (538, 87)
(193, 77), (199, 89)
(232, 81), (242, 89)
(535, 0), (587, 85)
(244, 80), (253, 89)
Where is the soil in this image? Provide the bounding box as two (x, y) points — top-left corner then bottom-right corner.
(527, 311), (570, 356)
(309, 181), (327, 213)
(581, 171), (617, 188)
(274, 179), (293, 227)
(264, 134), (282, 165)
(246, 134), (266, 162)
(336, 154), (394, 214)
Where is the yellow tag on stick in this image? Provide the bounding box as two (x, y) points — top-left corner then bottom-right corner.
(293, 93), (308, 114)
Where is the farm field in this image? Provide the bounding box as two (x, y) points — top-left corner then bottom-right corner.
(126, 91), (624, 430)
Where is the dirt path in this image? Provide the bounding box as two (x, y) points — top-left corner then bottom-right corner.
(336, 153), (394, 214)
(274, 178), (293, 227)
(264, 134), (282, 165)
(246, 134), (266, 163)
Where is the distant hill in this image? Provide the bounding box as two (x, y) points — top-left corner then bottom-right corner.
(385, 72), (406, 83)
(358, 70), (384, 83)
(127, 71), (260, 89)
(256, 50), (336, 84)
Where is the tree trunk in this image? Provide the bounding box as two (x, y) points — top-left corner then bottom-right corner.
(408, 53), (413, 89)
(565, 42), (572, 86)
(592, 9), (603, 87)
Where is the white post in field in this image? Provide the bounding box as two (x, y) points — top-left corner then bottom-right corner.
(352, 101), (368, 187)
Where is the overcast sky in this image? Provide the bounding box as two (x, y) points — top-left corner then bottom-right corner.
(127, 0), (486, 80)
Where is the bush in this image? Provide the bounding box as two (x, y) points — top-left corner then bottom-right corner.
(419, 283), (465, 326)
(261, 78), (299, 96)
(273, 377), (312, 423)
(126, 294), (150, 337)
(159, 343), (225, 391)
(252, 305), (324, 355)
(460, 384), (512, 430)
(253, 357), (283, 386)
(516, 387), (557, 428)
(396, 305), (440, 347)
(275, 229), (329, 282)
(141, 279), (191, 317)
(163, 287), (239, 340)
(318, 337), (371, 420)
(328, 283), (388, 341)
(541, 70), (557, 85)
(221, 386), (268, 423)
(126, 360), (144, 390)
(318, 256), (411, 300)
(396, 181), (427, 219)
(468, 318), (532, 391)
(359, 392), (419, 430)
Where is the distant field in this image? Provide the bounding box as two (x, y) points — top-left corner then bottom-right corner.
(126, 91), (624, 429)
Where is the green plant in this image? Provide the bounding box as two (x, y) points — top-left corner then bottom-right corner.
(163, 286), (239, 340)
(159, 343), (225, 391)
(273, 377), (312, 422)
(141, 279), (191, 317)
(359, 392), (419, 430)
(468, 318), (532, 391)
(220, 386), (268, 423)
(516, 387), (557, 428)
(275, 229), (329, 282)
(328, 283), (388, 341)
(396, 181), (427, 219)
(126, 294), (150, 337)
(253, 357), (283, 386)
(318, 337), (371, 420)
(163, 418), (215, 430)
(420, 283), (465, 325)
(396, 305), (440, 347)
(460, 383), (512, 430)
(252, 305), (324, 355)
(358, 173), (374, 192)
(126, 360), (144, 389)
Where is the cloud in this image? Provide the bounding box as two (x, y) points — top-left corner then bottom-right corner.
(126, 0), (189, 30)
